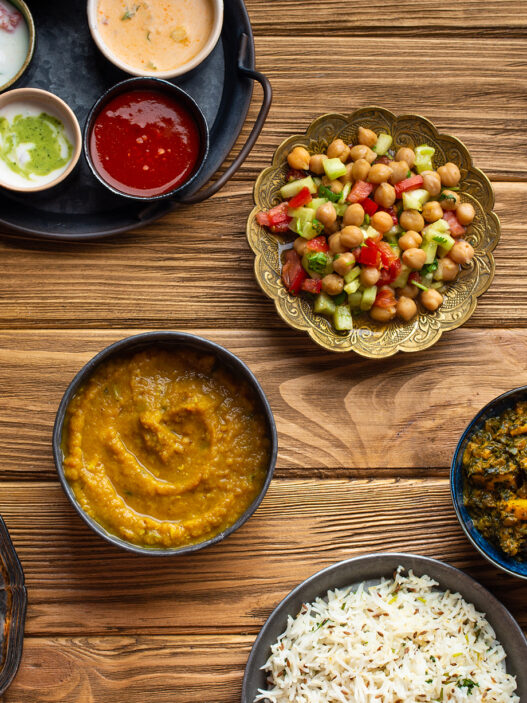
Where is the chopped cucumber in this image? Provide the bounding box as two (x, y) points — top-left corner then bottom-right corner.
(279, 176), (317, 200)
(414, 144), (435, 174)
(290, 216), (324, 240)
(392, 264), (411, 289)
(288, 206), (315, 220)
(360, 286), (377, 311)
(402, 188), (430, 211)
(333, 305), (353, 331)
(387, 224), (403, 237)
(373, 133), (393, 155)
(313, 292), (336, 316)
(422, 219), (450, 240)
(335, 201), (348, 217)
(420, 240), (438, 264)
(344, 266), (361, 284)
(344, 279), (360, 295)
(323, 157), (348, 180)
(364, 225), (380, 239)
(348, 291), (363, 309)
(431, 233), (455, 252)
(306, 197), (328, 211)
(341, 182), (352, 201)
(302, 251), (333, 276)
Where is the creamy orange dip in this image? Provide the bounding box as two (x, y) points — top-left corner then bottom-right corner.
(62, 347), (270, 549)
(96, 0), (215, 73)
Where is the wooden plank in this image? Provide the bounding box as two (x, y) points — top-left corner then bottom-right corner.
(4, 635), (251, 703)
(0, 181), (525, 329)
(246, 0), (527, 36)
(0, 327), (526, 480)
(2, 479), (525, 636)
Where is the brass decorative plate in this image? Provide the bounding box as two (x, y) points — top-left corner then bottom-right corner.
(246, 107), (500, 357)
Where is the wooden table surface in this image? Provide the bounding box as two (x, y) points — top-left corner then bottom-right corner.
(2, 1), (527, 701)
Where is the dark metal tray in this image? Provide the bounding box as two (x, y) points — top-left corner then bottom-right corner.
(0, 0), (271, 240)
(0, 517), (26, 697)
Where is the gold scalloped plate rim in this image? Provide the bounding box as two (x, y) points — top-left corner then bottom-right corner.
(247, 107), (499, 358)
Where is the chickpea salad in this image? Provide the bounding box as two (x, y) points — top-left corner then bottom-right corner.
(256, 126), (476, 331)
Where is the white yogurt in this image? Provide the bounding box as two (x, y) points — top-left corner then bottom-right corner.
(0, 101), (75, 189)
(0, 1), (29, 88)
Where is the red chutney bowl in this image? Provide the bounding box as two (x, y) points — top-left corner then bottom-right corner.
(84, 78), (209, 201)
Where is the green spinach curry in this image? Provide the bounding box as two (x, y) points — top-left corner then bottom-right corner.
(463, 400), (527, 559)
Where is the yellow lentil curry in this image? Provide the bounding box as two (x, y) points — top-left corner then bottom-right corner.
(463, 400), (527, 559)
(62, 347), (270, 549)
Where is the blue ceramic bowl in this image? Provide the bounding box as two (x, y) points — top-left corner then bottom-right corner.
(451, 385), (527, 580)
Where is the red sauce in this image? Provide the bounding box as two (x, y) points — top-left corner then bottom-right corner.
(90, 89), (201, 197)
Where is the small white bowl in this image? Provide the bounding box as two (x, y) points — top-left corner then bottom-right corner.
(87, 0), (224, 79)
(0, 88), (82, 193)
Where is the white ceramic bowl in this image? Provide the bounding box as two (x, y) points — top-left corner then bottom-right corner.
(86, 0), (224, 79)
(0, 88), (82, 193)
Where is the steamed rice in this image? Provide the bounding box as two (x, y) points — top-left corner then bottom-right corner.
(255, 567), (519, 703)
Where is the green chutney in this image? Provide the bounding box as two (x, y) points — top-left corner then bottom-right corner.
(0, 111), (73, 179)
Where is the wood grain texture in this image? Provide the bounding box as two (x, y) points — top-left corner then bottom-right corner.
(3, 635), (252, 703)
(2, 479), (526, 637)
(0, 181), (525, 328)
(0, 327), (526, 481)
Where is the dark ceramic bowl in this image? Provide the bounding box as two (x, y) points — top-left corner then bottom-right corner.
(451, 386), (527, 580)
(52, 331), (277, 556)
(242, 553), (527, 703)
(83, 77), (210, 202)
(0, 517), (26, 697)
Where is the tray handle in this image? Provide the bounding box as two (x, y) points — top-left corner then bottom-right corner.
(178, 33), (272, 204)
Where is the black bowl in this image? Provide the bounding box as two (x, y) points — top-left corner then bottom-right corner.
(451, 385), (527, 580)
(83, 77), (210, 202)
(52, 331), (277, 556)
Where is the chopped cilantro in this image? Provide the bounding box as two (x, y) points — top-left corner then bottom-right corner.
(421, 259), (438, 275)
(363, 213), (370, 226)
(318, 184), (343, 203)
(439, 191), (458, 203)
(457, 679), (479, 694)
(121, 4), (140, 20)
(306, 252), (329, 273)
(332, 292), (346, 305)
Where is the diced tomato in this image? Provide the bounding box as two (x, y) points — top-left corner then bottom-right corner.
(442, 209), (467, 237)
(288, 186), (312, 209)
(375, 155), (391, 166)
(287, 168), (307, 182)
(408, 271), (422, 285)
(361, 197), (379, 216)
(347, 180), (374, 203)
(282, 250), (307, 295)
(358, 240), (381, 268)
(378, 258), (402, 286)
(394, 175), (424, 199)
(375, 287), (397, 308)
(0, 3), (21, 32)
(269, 221), (291, 233)
(377, 241), (398, 267)
(301, 278), (322, 294)
(379, 206), (399, 226)
(256, 210), (271, 227)
(257, 202), (292, 230)
(306, 236), (329, 253)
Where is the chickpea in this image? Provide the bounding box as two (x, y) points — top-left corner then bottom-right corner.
(397, 283), (419, 300)
(388, 160), (409, 184)
(402, 247), (427, 270)
(374, 182), (396, 208)
(287, 146), (310, 171)
(396, 296), (418, 321)
(435, 257), (459, 281)
(293, 237), (308, 257)
(327, 138), (350, 163)
(343, 203), (365, 227)
(358, 126), (377, 148)
(316, 202), (337, 227)
(439, 189), (460, 211)
(340, 225), (364, 248)
(399, 209), (425, 232)
(360, 266), (381, 287)
(420, 170), (441, 197)
(422, 200), (443, 223)
(395, 147), (415, 168)
(328, 179), (344, 194)
(449, 240), (475, 265)
(370, 305), (396, 322)
(371, 210), (393, 234)
(339, 162), (354, 184)
(309, 153), (327, 175)
(350, 144), (376, 163)
(368, 163), (393, 184)
(351, 158), (371, 181)
(333, 252), (356, 276)
(437, 162), (461, 187)
(328, 232), (346, 254)
(420, 288), (443, 311)
(322, 273), (344, 296)
(456, 202), (475, 225)
(398, 230), (423, 251)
